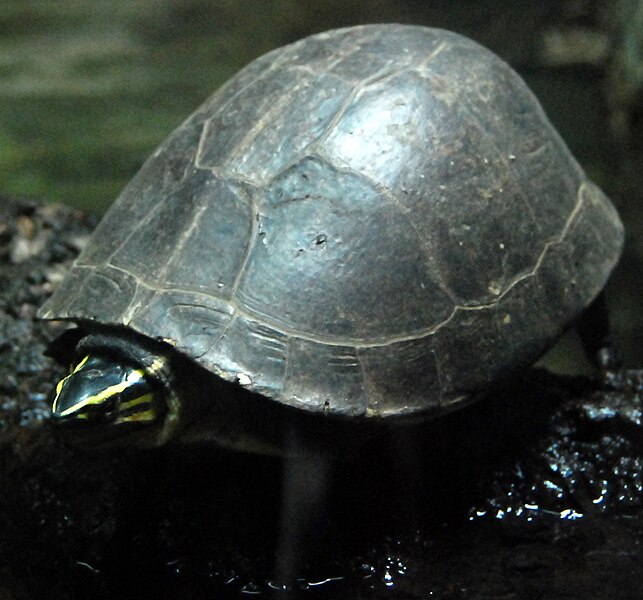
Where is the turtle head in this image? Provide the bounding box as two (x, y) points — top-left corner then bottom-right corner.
(52, 353), (166, 426)
(49, 331), (182, 446)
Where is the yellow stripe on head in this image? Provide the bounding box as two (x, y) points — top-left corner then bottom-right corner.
(54, 355), (90, 409)
(57, 376), (143, 417)
(120, 393), (153, 412)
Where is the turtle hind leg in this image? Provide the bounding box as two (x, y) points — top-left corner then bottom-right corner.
(577, 292), (623, 374)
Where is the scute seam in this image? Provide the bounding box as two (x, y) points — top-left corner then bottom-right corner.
(309, 151), (459, 304)
(455, 88), (539, 226)
(228, 186), (260, 302)
(60, 173), (592, 351)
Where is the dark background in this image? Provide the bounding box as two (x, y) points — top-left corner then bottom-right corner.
(0, 0), (640, 365)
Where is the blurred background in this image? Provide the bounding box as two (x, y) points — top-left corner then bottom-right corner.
(0, 0), (640, 366)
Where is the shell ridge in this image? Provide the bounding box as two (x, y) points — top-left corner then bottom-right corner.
(103, 180), (181, 270)
(55, 174), (591, 353)
(313, 62), (414, 151)
(160, 196), (210, 281)
(578, 181), (625, 252)
(192, 158), (260, 189)
(193, 58), (285, 168)
(417, 40), (448, 71)
(311, 84), (360, 150)
(234, 302), (460, 348)
(56, 262), (464, 349)
(121, 280), (144, 324)
(461, 98), (540, 227)
(311, 151), (459, 304)
(374, 183), (461, 305)
(194, 119), (212, 170)
(87, 259), (568, 352)
(227, 188), (261, 303)
(201, 308), (237, 359)
(220, 78), (304, 173)
(508, 66), (586, 182)
(466, 180), (587, 303)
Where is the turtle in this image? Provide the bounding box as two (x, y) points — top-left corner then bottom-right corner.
(38, 24), (624, 451)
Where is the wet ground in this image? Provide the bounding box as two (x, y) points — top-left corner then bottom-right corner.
(0, 197), (641, 599)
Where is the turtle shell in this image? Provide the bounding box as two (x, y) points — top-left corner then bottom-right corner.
(39, 24), (623, 419)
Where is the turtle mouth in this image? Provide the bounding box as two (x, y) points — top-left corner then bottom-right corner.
(50, 412), (168, 450)
(51, 394), (162, 426)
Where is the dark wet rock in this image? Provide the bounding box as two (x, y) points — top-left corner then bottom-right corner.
(0, 196), (640, 599)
